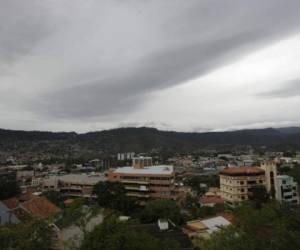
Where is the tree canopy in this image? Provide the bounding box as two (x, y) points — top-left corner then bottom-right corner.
(80, 216), (180, 250)
(0, 177), (20, 200)
(139, 199), (183, 225)
(199, 202), (300, 250)
(93, 181), (137, 215)
(0, 220), (53, 250)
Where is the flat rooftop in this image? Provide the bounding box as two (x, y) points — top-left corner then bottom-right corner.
(114, 165), (174, 175)
(220, 167), (265, 176)
(48, 174), (106, 185)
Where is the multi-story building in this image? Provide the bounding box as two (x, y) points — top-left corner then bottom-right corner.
(275, 175), (299, 205)
(117, 152), (135, 161)
(132, 156), (153, 169)
(42, 174), (106, 198)
(220, 167), (266, 205)
(108, 158), (175, 199)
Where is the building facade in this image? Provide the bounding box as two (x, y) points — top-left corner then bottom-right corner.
(261, 161), (277, 196)
(108, 161), (175, 199)
(132, 156), (153, 169)
(42, 174), (106, 198)
(220, 167), (266, 205)
(275, 175), (299, 205)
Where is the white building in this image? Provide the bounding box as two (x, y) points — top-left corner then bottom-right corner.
(132, 156), (153, 169)
(275, 175), (299, 205)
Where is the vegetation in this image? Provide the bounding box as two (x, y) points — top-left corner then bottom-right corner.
(279, 164), (300, 184)
(43, 190), (65, 208)
(248, 185), (270, 209)
(1, 127), (300, 158)
(184, 175), (219, 195)
(80, 215), (180, 250)
(0, 220), (53, 250)
(55, 198), (88, 228)
(184, 193), (219, 219)
(139, 199), (183, 225)
(198, 202), (300, 250)
(0, 176), (20, 200)
(93, 181), (138, 215)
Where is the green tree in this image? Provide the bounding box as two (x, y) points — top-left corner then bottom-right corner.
(248, 185), (269, 209)
(279, 164), (300, 185)
(56, 198), (87, 228)
(93, 181), (137, 215)
(0, 177), (20, 200)
(80, 216), (180, 250)
(139, 199), (183, 225)
(43, 190), (65, 208)
(200, 203), (300, 250)
(0, 220), (53, 250)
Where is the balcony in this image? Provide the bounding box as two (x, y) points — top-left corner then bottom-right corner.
(121, 180), (149, 185)
(125, 186), (150, 192)
(127, 192), (150, 198)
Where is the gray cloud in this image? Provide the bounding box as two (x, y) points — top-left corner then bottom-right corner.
(259, 78), (300, 98)
(1, 0), (300, 131)
(0, 0), (54, 71)
(33, 0), (300, 119)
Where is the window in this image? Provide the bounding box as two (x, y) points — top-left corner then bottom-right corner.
(240, 181), (244, 185)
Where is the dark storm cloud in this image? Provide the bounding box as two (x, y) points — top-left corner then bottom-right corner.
(35, 0), (300, 119)
(259, 78), (300, 98)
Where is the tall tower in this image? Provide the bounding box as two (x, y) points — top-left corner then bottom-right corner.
(261, 161), (278, 197)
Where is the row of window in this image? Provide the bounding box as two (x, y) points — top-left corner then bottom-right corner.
(120, 176), (171, 181)
(222, 180), (264, 185)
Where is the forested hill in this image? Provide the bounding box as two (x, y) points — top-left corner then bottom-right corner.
(0, 127), (300, 153)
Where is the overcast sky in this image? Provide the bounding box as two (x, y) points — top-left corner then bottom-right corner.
(1, 0), (300, 133)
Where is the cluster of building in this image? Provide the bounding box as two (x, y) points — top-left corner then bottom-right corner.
(220, 162), (299, 206)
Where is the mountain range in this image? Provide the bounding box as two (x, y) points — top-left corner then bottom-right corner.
(0, 127), (300, 154)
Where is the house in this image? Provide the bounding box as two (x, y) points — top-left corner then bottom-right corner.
(205, 187), (221, 197)
(0, 202), (20, 225)
(0, 194), (61, 222)
(184, 215), (231, 239)
(199, 196), (224, 207)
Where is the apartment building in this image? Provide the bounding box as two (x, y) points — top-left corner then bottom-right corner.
(220, 167), (266, 205)
(108, 158), (175, 199)
(275, 175), (299, 205)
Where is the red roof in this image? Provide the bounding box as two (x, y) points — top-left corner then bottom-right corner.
(1, 195), (61, 219)
(21, 196), (61, 219)
(200, 196), (224, 205)
(220, 167), (265, 176)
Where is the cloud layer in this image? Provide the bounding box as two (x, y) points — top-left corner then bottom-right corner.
(1, 0), (300, 132)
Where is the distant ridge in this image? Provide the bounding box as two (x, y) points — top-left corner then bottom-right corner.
(0, 126), (300, 153)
